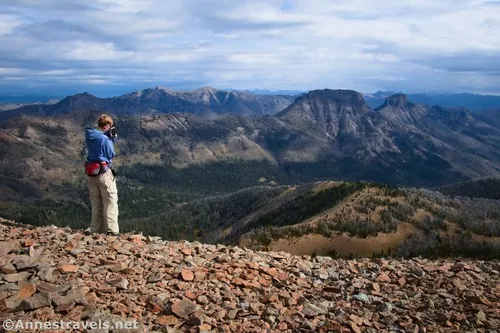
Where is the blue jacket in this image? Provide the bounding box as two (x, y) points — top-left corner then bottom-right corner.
(85, 127), (115, 168)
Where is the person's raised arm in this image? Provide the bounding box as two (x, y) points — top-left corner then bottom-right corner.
(102, 137), (115, 161)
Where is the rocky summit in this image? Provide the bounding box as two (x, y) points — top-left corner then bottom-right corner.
(0, 219), (499, 333)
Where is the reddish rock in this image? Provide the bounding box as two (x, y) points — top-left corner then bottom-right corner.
(198, 323), (211, 331)
(17, 282), (36, 299)
(130, 235), (145, 246)
(84, 291), (100, 304)
(155, 315), (178, 326)
(93, 286), (116, 294)
(454, 313), (467, 322)
(110, 261), (128, 272)
(350, 321), (362, 333)
(277, 322), (288, 330)
(111, 242), (122, 251)
(398, 276), (406, 286)
(350, 314), (363, 326)
(181, 269), (194, 281)
(215, 309), (227, 320)
(267, 267), (279, 277)
(258, 276), (272, 287)
(185, 291), (197, 300)
(194, 271), (206, 281)
(0, 220), (499, 333)
(65, 240), (77, 251)
(58, 264), (79, 273)
(479, 295), (491, 305)
(263, 294), (279, 303)
(112, 302), (130, 315)
(2, 294), (22, 309)
(375, 273), (391, 283)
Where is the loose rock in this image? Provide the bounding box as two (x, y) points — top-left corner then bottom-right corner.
(0, 220), (498, 332)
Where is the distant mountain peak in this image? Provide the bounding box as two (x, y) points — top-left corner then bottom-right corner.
(145, 86), (179, 94)
(192, 86), (219, 93)
(375, 93), (413, 111)
(74, 92), (96, 98)
(297, 89), (368, 108)
(386, 93), (410, 107)
(276, 89), (372, 139)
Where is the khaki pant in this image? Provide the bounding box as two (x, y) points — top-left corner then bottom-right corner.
(88, 169), (119, 234)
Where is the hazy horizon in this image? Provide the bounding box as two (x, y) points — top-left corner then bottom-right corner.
(2, 86), (500, 103)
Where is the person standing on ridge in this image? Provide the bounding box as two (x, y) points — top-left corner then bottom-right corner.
(84, 114), (119, 236)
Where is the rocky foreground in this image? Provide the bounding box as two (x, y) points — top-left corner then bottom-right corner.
(0, 220), (499, 333)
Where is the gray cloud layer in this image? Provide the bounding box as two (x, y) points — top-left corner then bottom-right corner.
(0, 0), (499, 95)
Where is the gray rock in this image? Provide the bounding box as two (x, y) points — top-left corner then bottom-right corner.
(3, 271), (30, 282)
(147, 272), (163, 283)
(353, 293), (373, 304)
(301, 303), (327, 317)
(170, 298), (197, 319)
(52, 287), (87, 311)
(107, 277), (129, 290)
(0, 241), (15, 256)
(377, 302), (393, 313)
(0, 283), (19, 291)
(21, 292), (52, 310)
(38, 265), (55, 282)
(238, 302), (249, 310)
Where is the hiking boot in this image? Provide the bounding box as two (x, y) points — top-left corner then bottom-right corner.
(106, 231), (119, 236)
(84, 228), (92, 236)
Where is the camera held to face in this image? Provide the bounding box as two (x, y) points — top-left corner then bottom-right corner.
(109, 127), (117, 139)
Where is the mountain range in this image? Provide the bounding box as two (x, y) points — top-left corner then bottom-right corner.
(0, 87), (295, 121)
(2, 88), (500, 192)
(0, 94), (63, 104)
(3, 87), (500, 117)
(2, 87), (500, 258)
(364, 91), (500, 111)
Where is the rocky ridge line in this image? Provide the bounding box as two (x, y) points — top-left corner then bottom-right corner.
(0, 218), (499, 332)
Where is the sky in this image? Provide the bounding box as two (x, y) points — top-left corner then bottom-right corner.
(0, 0), (499, 97)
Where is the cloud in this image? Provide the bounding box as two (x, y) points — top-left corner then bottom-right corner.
(418, 52), (500, 75)
(0, 13), (23, 34)
(0, 0), (499, 96)
(12, 20), (105, 43)
(189, 1), (312, 32)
